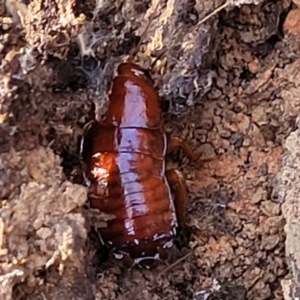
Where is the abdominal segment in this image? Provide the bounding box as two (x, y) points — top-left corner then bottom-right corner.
(85, 125), (177, 258)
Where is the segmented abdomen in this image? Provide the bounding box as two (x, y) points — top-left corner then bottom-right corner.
(83, 122), (177, 257)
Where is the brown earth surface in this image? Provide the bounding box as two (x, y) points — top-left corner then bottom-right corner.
(1, 0), (300, 299)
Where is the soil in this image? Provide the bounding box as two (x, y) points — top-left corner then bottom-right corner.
(1, 0), (300, 299)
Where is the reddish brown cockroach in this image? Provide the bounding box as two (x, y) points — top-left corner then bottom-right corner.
(80, 3), (199, 264)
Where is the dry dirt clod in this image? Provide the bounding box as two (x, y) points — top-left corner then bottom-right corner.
(283, 8), (300, 36)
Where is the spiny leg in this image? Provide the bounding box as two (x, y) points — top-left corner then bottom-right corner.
(166, 169), (188, 228)
(167, 137), (199, 162)
(69, 165), (85, 185)
(167, 137), (217, 163)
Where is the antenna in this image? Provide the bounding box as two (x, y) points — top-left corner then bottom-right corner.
(147, 1), (229, 70)
(129, 0), (228, 67)
(149, 48), (167, 71)
(130, 0), (161, 58)
(198, 2), (228, 26)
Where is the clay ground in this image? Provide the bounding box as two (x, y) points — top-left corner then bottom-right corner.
(1, 0), (300, 299)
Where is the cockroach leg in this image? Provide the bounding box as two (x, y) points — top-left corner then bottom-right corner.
(166, 169), (188, 228)
(150, 50), (168, 74)
(167, 137), (218, 163)
(79, 120), (98, 187)
(120, 252), (134, 268)
(69, 165), (86, 186)
(167, 137), (199, 162)
(156, 245), (168, 260)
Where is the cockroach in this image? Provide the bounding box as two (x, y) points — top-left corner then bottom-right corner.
(80, 2), (200, 264)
